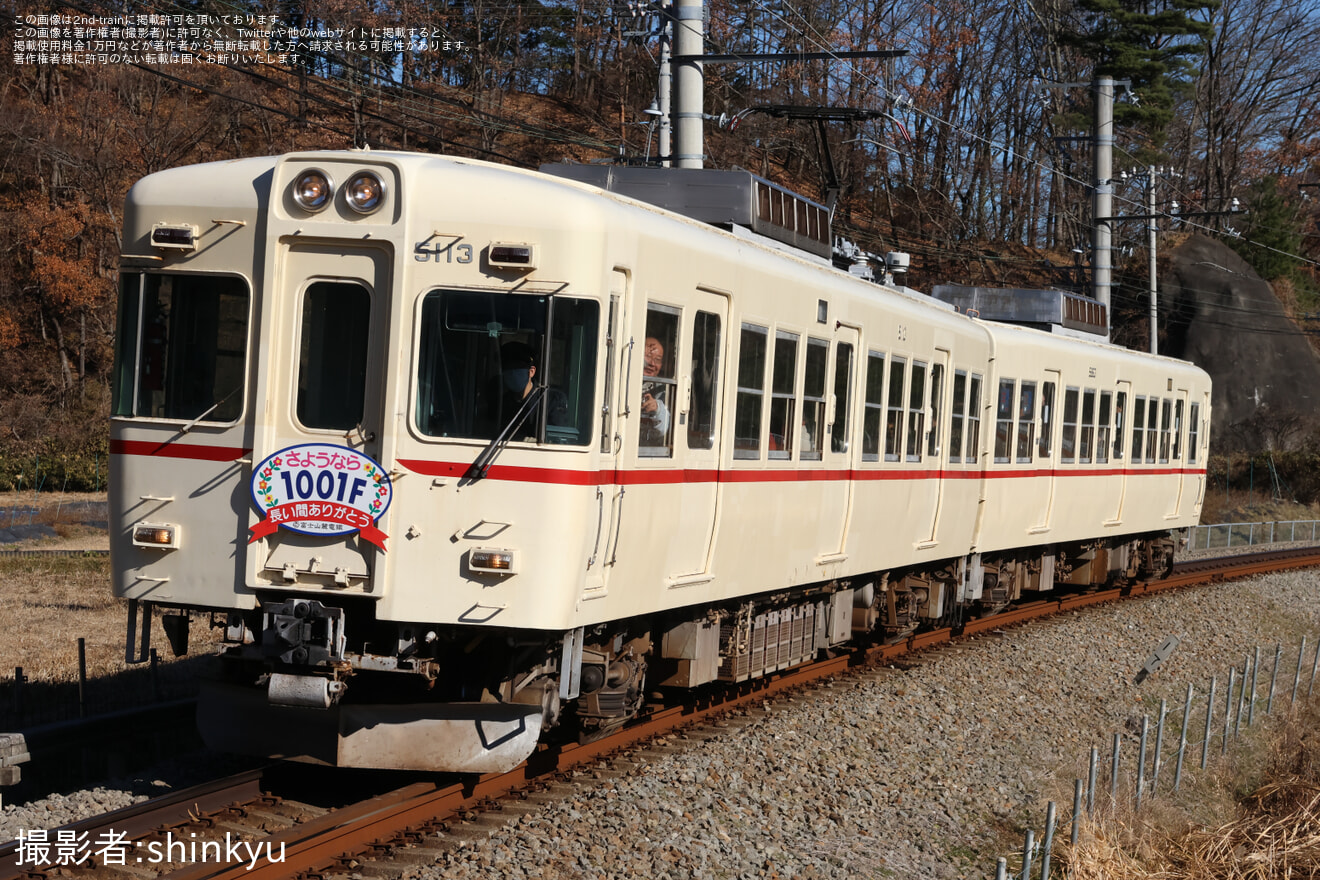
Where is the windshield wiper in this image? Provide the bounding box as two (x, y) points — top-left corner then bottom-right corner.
(461, 385), (547, 486)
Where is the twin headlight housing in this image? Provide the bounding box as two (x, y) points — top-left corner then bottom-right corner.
(291, 168), (386, 216)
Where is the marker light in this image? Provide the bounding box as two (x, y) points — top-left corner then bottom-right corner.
(150, 224), (198, 250)
(292, 169), (333, 212)
(469, 547), (517, 574)
(345, 171), (385, 214)
(488, 242), (537, 269)
(132, 522), (180, 549)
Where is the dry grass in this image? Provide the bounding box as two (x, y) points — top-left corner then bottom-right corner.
(1060, 702), (1320, 879)
(0, 555), (222, 726)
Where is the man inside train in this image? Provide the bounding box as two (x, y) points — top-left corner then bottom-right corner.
(640, 335), (671, 448)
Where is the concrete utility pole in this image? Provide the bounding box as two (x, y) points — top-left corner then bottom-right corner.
(1147, 165), (1158, 354)
(657, 0), (672, 166)
(672, 0), (704, 169)
(1092, 75), (1115, 323)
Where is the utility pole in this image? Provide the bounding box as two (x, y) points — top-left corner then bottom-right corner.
(1147, 165), (1157, 354)
(1092, 75), (1115, 323)
(657, 0), (672, 166)
(672, 0), (704, 168)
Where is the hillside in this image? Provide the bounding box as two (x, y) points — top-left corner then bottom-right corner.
(0, 20), (1317, 486)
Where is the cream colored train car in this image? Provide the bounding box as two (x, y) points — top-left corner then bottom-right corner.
(110, 151), (1209, 772)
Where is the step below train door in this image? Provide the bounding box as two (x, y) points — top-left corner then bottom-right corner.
(250, 242), (393, 595)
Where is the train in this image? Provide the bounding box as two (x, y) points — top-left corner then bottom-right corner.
(109, 150), (1210, 772)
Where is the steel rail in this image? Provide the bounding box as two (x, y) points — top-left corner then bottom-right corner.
(0, 769), (269, 880)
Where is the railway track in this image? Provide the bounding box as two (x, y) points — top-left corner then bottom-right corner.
(3, 546), (1318, 880)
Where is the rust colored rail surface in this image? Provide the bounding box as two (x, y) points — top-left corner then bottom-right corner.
(5, 547), (1316, 880)
(0, 770), (268, 880)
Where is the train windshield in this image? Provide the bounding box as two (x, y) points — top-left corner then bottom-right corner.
(415, 290), (598, 445)
(112, 272), (249, 423)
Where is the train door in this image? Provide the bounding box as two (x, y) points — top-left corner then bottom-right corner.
(1033, 369), (1061, 532)
(1167, 390), (1187, 516)
(251, 243), (393, 591)
(1108, 380), (1131, 526)
(921, 347), (950, 545)
(818, 327), (858, 561)
(585, 275), (627, 597)
(666, 289), (728, 584)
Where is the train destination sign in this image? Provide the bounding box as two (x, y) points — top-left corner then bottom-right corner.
(248, 443), (392, 550)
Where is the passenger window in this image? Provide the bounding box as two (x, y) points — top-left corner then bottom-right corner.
(906, 360), (927, 462)
(994, 379), (1014, 464)
(832, 343), (854, 453)
(1146, 398), (1159, 464)
(885, 358), (906, 461)
(299, 281), (370, 430)
(1061, 387), (1079, 463)
(927, 362), (943, 458)
(1080, 389), (1096, 464)
(802, 338), (828, 460)
(734, 324), (768, 459)
(113, 272), (250, 423)
(1114, 391), (1127, 460)
(1132, 396), (1146, 462)
(687, 310), (722, 450)
(1016, 381), (1036, 463)
(863, 352), (885, 461)
(949, 370), (967, 464)
(1097, 391), (1112, 464)
(1039, 382), (1055, 459)
(769, 331), (798, 460)
(640, 306), (679, 456)
(967, 374), (983, 463)
(1160, 399), (1172, 463)
(1188, 403), (1200, 464)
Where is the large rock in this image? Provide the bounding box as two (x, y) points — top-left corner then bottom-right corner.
(1161, 234), (1320, 452)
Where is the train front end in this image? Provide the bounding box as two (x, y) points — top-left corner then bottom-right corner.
(112, 152), (612, 772)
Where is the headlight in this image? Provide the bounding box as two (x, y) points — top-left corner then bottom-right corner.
(292, 169), (333, 212)
(132, 522), (181, 549)
(469, 547), (517, 574)
(345, 171), (385, 214)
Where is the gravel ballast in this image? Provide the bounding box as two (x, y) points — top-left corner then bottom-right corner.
(410, 569), (1320, 880)
(4, 568), (1320, 878)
